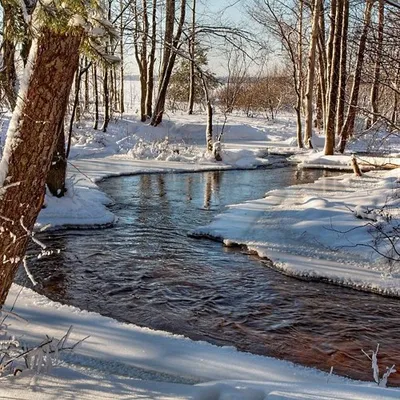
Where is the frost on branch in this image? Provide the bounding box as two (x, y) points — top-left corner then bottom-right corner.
(362, 344), (396, 387)
(0, 322), (88, 377)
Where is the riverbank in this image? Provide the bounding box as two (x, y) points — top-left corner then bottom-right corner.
(194, 167), (400, 296)
(2, 112), (400, 398)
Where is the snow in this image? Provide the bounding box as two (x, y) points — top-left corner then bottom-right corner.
(194, 168), (400, 295)
(1, 105), (400, 398)
(0, 36), (37, 196)
(3, 284), (400, 399)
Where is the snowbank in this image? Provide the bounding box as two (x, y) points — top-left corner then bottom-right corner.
(193, 168), (400, 296)
(3, 283), (400, 399)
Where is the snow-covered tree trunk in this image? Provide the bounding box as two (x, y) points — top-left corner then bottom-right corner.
(0, 27), (82, 307)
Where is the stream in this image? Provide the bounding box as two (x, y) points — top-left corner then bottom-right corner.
(19, 166), (400, 384)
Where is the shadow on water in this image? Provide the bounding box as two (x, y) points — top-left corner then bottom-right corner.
(19, 166), (400, 384)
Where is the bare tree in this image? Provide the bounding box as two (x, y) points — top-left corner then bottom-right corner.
(336, 0), (349, 137)
(304, 0), (322, 147)
(188, 0), (196, 114)
(150, 0), (187, 126)
(366, 0), (384, 129)
(324, 0), (343, 155)
(250, 0), (304, 147)
(339, 0), (374, 153)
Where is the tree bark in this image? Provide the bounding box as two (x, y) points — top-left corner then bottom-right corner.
(188, 0), (196, 115)
(0, 2), (17, 110)
(317, 0), (327, 130)
(151, 0), (186, 126)
(324, 0), (343, 155)
(93, 64), (99, 129)
(304, 0), (321, 147)
(119, 0), (125, 114)
(145, 0), (157, 117)
(101, 66), (110, 132)
(0, 27), (82, 307)
(366, 0), (384, 129)
(46, 120), (67, 197)
(336, 0), (349, 137)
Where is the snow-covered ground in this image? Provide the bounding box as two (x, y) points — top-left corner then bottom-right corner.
(3, 284), (400, 399)
(1, 109), (400, 398)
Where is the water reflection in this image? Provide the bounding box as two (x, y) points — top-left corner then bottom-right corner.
(20, 167), (400, 384)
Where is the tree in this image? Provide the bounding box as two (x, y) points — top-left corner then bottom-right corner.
(366, 0), (384, 129)
(250, 0), (305, 148)
(150, 0), (186, 126)
(324, 0), (343, 155)
(187, 0), (196, 114)
(304, 0), (322, 147)
(132, 0), (149, 122)
(0, 1), (96, 307)
(339, 0), (374, 153)
(336, 0), (349, 138)
(168, 47), (217, 109)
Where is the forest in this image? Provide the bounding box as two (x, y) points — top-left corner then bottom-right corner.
(0, 0), (399, 399)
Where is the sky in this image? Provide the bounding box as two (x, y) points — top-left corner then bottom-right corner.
(124, 0), (262, 77)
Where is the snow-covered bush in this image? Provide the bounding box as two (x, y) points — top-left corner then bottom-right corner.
(0, 322), (86, 377)
(127, 137), (198, 162)
(351, 182), (400, 264)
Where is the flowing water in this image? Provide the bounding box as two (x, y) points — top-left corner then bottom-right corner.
(19, 166), (400, 384)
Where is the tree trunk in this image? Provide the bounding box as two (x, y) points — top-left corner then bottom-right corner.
(366, 0), (384, 129)
(304, 0), (321, 147)
(151, 0), (186, 126)
(159, 0), (175, 86)
(0, 27), (82, 307)
(187, 0), (196, 115)
(0, 2), (17, 110)
(67, 60), (92, 158)
(339, 0), (374, 153)
(391, 66), (400, 126)
(145, 0), (157, 117)
(133, 0), (148, 122)
(324, 0), (343, 155)
(336, 0), (349, 137)
(101, 67), (110, 132)
(119, 0), (125, 114)
(297, 0), (305, 114)
(93, 64), (99, 130)
(317, 0), (327, 130)
(46, 120), (67, 197)
(84, 58), (90, 113)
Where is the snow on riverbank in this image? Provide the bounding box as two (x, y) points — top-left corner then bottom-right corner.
(194, 167), (400, 296)
(3, 284), (400, 399)
(2, 111), (400, 398)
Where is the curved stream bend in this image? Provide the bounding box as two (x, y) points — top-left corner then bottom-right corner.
(20, 167), (400, 384)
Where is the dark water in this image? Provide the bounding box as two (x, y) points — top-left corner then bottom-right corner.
(19, 167), (400, 384)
